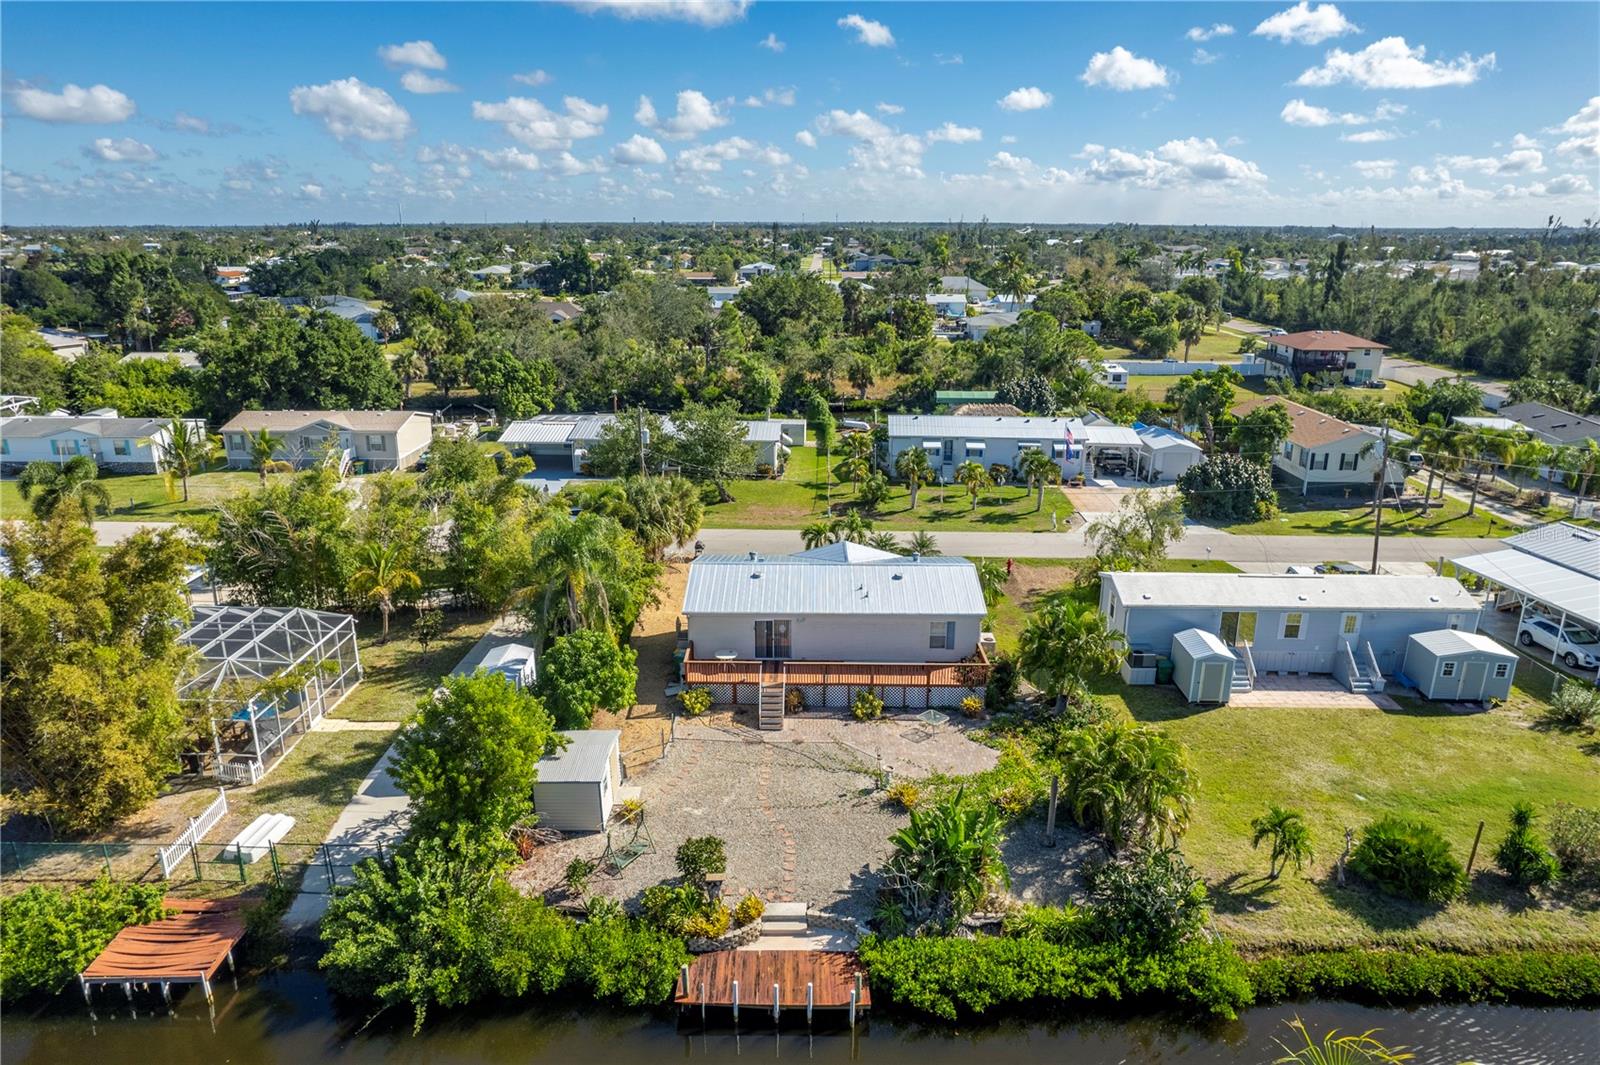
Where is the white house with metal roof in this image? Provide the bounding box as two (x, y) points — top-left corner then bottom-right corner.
(500, 413), (803, 475)
(1101, 572), (1479, 694)
(885, 412), (1151, 483)
(0, 413), (206, 474)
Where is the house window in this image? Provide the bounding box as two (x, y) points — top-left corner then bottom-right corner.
(1282, 441), (1294, 458)
(1341, 613), (1360, 635)
(1440, 661), (1457, 678)
(0, 439), (8, 455)
(1493, 662), (1510, 679)
(1297, 447), (1309, 468)
(1107, 601), (1116, 621)
(1339, 452), (1358, 471)
(113, 440), (131, 456)
(929, 621), (956, 649)
(366, 434), (387, 452)
(1282, 612), (1305, 640)
(1313, 452), (1329, 471)
(228, 434), (245, 451)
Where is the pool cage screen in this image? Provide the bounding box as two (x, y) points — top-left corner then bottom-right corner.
(178, 606), (363, 784)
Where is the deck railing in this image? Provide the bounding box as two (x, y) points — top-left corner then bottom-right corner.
(682, 642), (990, 705)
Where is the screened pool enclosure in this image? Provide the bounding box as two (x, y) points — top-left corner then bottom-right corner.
(178, 606), (363, 784)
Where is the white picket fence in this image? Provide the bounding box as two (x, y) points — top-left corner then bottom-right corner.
(158, 787), (228, 877)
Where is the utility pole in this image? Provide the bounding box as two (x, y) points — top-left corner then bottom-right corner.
(1370, 412), (1388, 574)
(637, 407), (647, 476)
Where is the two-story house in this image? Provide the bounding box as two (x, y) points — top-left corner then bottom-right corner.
(1231, 396), (1405, 496)
(1253, 329), (1388, 385)
(219, 410), (432, 472)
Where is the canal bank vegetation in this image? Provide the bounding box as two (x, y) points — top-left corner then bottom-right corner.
(0, 879), (168, 1001)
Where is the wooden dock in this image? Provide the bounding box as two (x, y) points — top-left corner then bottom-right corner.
(674, 950), (870, 1022)
(78, 897), (247, 1006)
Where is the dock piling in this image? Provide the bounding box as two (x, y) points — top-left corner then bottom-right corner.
(848, 987), (857, 1029)
(772, 982), (780, 1022)
(680, 963), (690, 997)
(731, 979), (739, 1023)
(700, 980), (707, 1022)
(806, 981), (813, 1025)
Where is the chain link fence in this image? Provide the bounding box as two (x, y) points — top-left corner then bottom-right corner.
(1, 838), (382, 896)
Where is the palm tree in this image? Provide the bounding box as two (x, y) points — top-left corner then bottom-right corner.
(347, 541), (423, 642)
(1462, 426), (1518, 516)
(1016, 449), (1061, 512)
(1017, 596), (1127, 712)
(15, 456), (111, 521)
(372, 309), (398, 341)
(621, 474), (703, 559)
(995, 247), (1033, 309)
(868, 531), (901, 553)
(394, 346), (427, 401)
(831, 511), (872, 544)
(1251, 805), (1313, 880)
(1511, 437), (1553, 496)
(1060, 721), (1195, 855)
(884, 787), (1009, 928)
(1414, 415), (1449, 503)
(1557, 438), (1600, 515)
(522, 512), (633, 639)
(161, 418), (220, 502)
(907, 530), (940, 556)
(801, 519), (836, 550)
(836, 431), (876, 488)
(976, 557), (1007, 608)
(953, 459), (992, 512)
(895, 446), (935, 510)
(1178, 301), (1205, 362)
(245, 428), (284, 484)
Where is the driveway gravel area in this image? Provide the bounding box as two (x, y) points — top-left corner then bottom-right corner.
(511, 716), (999, 922)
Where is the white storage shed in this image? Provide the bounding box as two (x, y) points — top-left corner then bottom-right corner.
(533, 730), (622, 832)
(1170, 628), (1237, 705)
(480, 642), (538, 690)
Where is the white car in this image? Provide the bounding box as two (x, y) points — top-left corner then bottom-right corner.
(1517, 617), (1600, 669)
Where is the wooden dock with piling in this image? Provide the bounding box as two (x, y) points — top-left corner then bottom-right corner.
(674, 950), (871, 1026)
(77, 897), (247, 1008)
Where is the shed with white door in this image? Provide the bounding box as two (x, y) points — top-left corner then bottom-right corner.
(1170, 627), (1237, 705)
(532, 729), (622, 832)
(1400, 630), (1518, 702)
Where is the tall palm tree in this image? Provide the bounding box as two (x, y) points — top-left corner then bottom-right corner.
(1462, 427), (1518, 516)
(1178, 301), (1205, 362)
(976, 557), (1007, 609)
(1018, 596), (1127, 712)
(394, 346), (427, 401)
(1414, 415), (1449, 503)
(1061, 721), (1195, 855)
(831, 511), (872, 544)
(1511, 437), (1553, 496)
(907, 530), (940, 557)
(995, 247), (1033, 310)
(953, 460), (992, 512)
(836, 431), (876, 488)
(895, 446), (935, 510)
(161, 418), (220, 502)
(347, 541), (423, 642)
(621, 474), (703, 559)
(1558, 439), (1600, 515)
(1016, 449), (1062, 512)
(15, 456), (111, 521)
(246, 428), (284, 484)
(1251, 805), (1313, 880)
(372, 309), (398, 341)
(801, 519), (836, 550)
(522, 512), (633, 639)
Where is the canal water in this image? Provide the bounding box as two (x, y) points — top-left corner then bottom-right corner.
(3, 969), (1596, 1065)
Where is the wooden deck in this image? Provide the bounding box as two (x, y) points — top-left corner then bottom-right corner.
(79, 897), (247, 1004)
(674, 950), (871, 1012)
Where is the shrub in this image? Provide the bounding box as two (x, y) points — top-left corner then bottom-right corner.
(564, 857), (598, 898)
(617, 797), (645, 824)
(682, 902), (733, 940)
(1541, 684), (1600, 729)
(570, 911), (690, 1007)
(1549, 803), (1600, 892)
(1177, 453), (1276, 523)
(960, 695), (984, 718)
(852, 690), (885, 721)
(639, 883), (707, 934)
(0, 879), (168, 1001)
(1495, 803), (1560, 888)
(1349, 816), (1465, 904)
(675, 835), (727, 883)
(886, 779), (922, 811)
(858, 933), (1253, 1021)
(884, 787), (1008, 929)
(732, 893), (766, 928)
(1084, 846), (1208, 952)
(1249, 949), (1600, 1006)
(536, 629), (638, 729)
(1001, 903), (1088, 946)
(984, 655), (1020, 713)
(678, 688), (712, 717)
(785, 687), (806, 713)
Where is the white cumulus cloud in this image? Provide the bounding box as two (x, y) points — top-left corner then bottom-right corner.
(1186, 24), (1234, 42)
(1081, 47), (1170, 91)
(613, 133), (667, 165)
(927, 122), (982, 144)
(10, 82), (135, 123)
(1252, 2), (1358, 45)
(635, 89), (728, 139)
(472, 95), (606, 149)
(300, 182), (325, 200)
(759, 32), (785, 52)
(876, 102), (905, 115)
(1296, 37), (1496, 89)
(474, 147), (543, 172)
(1351, 159), (1396, 179)
(87, 137), (158, 163)
(998, 86), (1053, 111)
(1341, 129), (1398, 143)
(401, 70), (460, 94)
(1192, 48), (1221, 66)
(378, 40), (447, 70)
(794, 129), (817, 148)
(837, 13), (894, 48)
(1441, 142), (1545, 176)
(290, 78), (413, 141)
(745, 87), (796, 108)
(1546, 97), (1599, 159)
(1080, 137), (1265, 187)
(560, 1), (751, 27)
(514, 70), (552, 87)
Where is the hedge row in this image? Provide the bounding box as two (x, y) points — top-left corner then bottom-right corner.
(1249, 948), (1600, 1007)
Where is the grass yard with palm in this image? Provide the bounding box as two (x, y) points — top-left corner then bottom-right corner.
(1224, 480), (1516, 538)
(701, 445), (1073, 533)
(0, 465), (260, 520)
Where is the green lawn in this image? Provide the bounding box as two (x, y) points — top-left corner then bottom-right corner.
(1119, 691), (1600, 951)
(0, 466), (261, 521)
(330, 610), (501, 722)
(1224, 480), (1517, 538)
(703, 445), (1073, 534)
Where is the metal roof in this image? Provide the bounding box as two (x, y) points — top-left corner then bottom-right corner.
(1173, 627), (1235, 660)
(480, 643), (536, 670)
(1082, 424), (1142, 448)
(887, 413), (1083, 441)
(1406, 629), (1516, 657)
(500, 414), (789, 448)
(684, 551), (986, 617)
(1502, 521), (1600, 578)
(0, 415), (172, 439)
(1450, 550), (1600, 627)
(537, 729), (620, 784)
(1135, 425), (1204, 451)
(1104, 572), (1475, 612)
(498, 417), (585, 446)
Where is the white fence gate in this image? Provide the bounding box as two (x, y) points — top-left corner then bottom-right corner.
(158, 787), (228, 877)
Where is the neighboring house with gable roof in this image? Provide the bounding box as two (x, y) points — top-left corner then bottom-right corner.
(0, 412), (205, 474)
(219, 410), (432, 472)
(1231, 396), (1405, 496)
(1251, 329), (1389, 385)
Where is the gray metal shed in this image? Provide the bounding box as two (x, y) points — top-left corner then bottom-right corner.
(1171, 628), (1237, 705)
(1401, 630), (1518, 702)
(533, 730), (622, 832)
(480, 642), (537, 690)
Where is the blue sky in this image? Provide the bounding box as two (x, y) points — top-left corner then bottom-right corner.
(3, 1), (1596, 226)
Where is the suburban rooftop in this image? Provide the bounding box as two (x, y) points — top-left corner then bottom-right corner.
(1103, 572), (1474, 611)
(683, 544), (986, 617)
(1230, 395), (1375, 450)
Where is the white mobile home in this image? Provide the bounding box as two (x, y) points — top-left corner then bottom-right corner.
(533, 730), (622, 832)
(1101, 572), (1479, 694)
(499, 413), (801, 475)
(220, 410), (433, 473)
(0, 414), (206, 474)
(886, 413), (1086, 482)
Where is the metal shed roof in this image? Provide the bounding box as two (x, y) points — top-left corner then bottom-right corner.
(1449, 550), (1600, 627)
(1173, 627), (1236, 660)
(537, 730), (620, 784)
(480, 643), (536, 670)
(1082, 424), (1142, 448)
(1104, 572), (1475, 612)
(684, 551), (986, 617)
(1406, 629), (1516, 657)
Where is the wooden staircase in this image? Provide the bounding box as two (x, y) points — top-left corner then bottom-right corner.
(757, 674), (785, 731)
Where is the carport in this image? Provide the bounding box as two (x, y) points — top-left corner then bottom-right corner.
(1081, 424), (1142, 477)
(1451, 521), (1599, 678)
